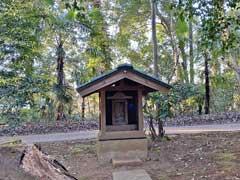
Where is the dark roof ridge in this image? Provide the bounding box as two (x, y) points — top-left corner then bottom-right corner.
(117, 63), (133, 70)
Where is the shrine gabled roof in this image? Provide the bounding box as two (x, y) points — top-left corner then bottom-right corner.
(76, 64), (172, 97)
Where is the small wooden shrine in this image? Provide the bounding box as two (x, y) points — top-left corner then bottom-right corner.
(77, 64), (172, 161)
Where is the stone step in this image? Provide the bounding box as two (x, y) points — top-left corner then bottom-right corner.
(112, 158), (142, 167)
(113, 169), (152, 180)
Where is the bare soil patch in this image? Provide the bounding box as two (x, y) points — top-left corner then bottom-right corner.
(38, 132), (240, 180)
(1, 132), (240, 180)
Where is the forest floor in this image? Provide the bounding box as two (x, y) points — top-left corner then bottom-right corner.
(0, 120), (98, 136)
(1, 131), (240, 179)
(30, 131), (240, 180)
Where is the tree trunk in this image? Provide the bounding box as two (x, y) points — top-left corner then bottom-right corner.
(88, 98), (91, 118)
(198, 104), (202, 115)
(189, 20), (194, 83)
(232, 55), (240, 92)
(179, 44), (189, 83)
(157, 119), (164, 137)
(149, 114), (157, 140)
(150, 0), (164, 138)
(56, 103), (66, 121)
(204, 51), (210, 114)
(57, 41), (64, 86)
(173, 43), (180, 81)
(226, 53), (240, 109)
(155, 5), (179, 82)
(151, 0), (159, 77)
(56, 38), (66, 121)
(93, 97), (96, 118)
(232, 57), (240, 109)
(81, 97), (85, 120)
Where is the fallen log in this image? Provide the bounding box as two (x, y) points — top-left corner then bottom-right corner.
(21, 145), (78, 180)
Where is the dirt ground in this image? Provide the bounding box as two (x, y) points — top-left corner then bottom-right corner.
(1, 132), (240, 180)
(37, 132), (240, 180)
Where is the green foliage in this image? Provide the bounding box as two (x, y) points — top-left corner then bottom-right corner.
(53, 84), (73, 104)
(210, 71), (237, 112)
(84, 4), (113, 73)
(0, 0), (50, 112)
(175, 19), (188, 37)
(66, 9), (78, 20)
(0, 0), (240, 125)
(144, 83), (204, 120)
(43, 0), (54, 6)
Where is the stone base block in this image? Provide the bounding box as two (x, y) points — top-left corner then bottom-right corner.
(113, 169), (152, 180)
(97, 138), (148, 162)
(112, 158), (142, 167)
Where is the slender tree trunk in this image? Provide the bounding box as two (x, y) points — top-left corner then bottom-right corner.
(151, 0), (159, 77)
(232, 57), (240, 109)
(169, 11), (180, 82)
(198, 104), (202, 115)
(149, 114), (157, 140)
(172, 42), (180, 82)
(57, 41), (64, 86)
(56, 37), (66, 121)
(87, 98), (91, 118)
(93, 97), (96, 119)
(225, 53), (240, 109)
(232, 56), (240, 90)
(189, 20), (194, 83)
(150, 0), (164, 138)
(81, 97), (85, 120)
(179, 45), (189, 83)
(155, 6), (179, 82)
(204, 51), (210, 114)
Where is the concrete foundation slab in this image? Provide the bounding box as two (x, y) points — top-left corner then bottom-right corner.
(112, 169), (152, 180)
(97, 138), (148, 161)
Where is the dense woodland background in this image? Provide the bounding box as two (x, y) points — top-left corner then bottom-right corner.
(0, 0), (240, 127)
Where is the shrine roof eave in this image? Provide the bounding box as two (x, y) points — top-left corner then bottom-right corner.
(76, 64), (173, 97)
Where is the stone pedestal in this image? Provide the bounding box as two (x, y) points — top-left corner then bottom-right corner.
(97, 131), (148, 162)
(113, 169), (152, 180)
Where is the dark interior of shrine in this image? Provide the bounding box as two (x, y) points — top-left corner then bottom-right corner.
(102, 78), (148, 131)
(106, 90), (138, 127)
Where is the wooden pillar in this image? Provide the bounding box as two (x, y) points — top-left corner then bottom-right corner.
(98, 92), (101, 130)
(100, 90), (106, 133)
(138, 89), (143, 131)
(81, 97), (85, 120)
